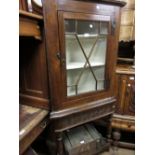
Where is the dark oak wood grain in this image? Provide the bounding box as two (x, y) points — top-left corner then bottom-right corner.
(19, 104), (49, 154)
(42, 0), (125, 154)
(19, 27), (50, 110)
(112, 65), (135, 148)
(19, 10), (43, 40)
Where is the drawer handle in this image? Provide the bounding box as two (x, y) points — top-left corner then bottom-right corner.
(40, 121), (47, 129)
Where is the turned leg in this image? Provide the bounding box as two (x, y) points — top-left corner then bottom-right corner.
(46, 125), (57, 155)
(112, 130), (121, 151)
(56, 132), (64, 155)
(106, 114), (113, 147)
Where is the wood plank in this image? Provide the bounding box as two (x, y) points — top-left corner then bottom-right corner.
(19, 104), (48, 141)
(19, 10), (43, 39)
(116, 65), (135, 74)
(19, 10), (43, 20)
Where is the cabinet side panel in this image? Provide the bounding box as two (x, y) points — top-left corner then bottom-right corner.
(19, 34), (50, 110)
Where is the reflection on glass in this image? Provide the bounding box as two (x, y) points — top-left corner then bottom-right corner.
(65, 19), (108, 97)
(65, 20), (75, 33)
(77, 21), (98, 34)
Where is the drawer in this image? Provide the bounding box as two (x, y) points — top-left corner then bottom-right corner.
(112, 118), (135, 131)
(121, 121), (135, 130)
(19, 17), (41, 40)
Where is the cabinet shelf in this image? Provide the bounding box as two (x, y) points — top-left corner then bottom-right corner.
(19, 10), (43, 40)
(67, 62), (105, 70)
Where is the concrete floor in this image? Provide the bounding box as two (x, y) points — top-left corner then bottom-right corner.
(100, 148), (135, 155)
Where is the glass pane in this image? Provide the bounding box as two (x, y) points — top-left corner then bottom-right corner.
(100, 22), (108, 34)
(66, 35), (86, 69)
(78, 68), (96, 94)
(89, 36), (107, 65)
(65, 20), (75, 33)
(77, 21), (98, 35)
(65, 19), (108, 97)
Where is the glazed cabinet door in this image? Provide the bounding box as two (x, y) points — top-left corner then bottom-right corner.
(58, 11), (116, 103)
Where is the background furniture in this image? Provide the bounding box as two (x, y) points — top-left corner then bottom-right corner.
(111, 0), (135, 149)
(119, 0), (135, 41)
(112, 65), (135, 148)
(19, 2), (50, 154)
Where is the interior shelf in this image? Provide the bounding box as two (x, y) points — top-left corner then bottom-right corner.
(67, 62), (105, 70)
(19, 10), (43, 40)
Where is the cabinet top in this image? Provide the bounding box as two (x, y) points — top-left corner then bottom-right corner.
(66, 0), (126, 7)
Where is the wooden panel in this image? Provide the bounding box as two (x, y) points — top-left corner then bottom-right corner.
(19, 30), (50, 109)
(19, 38), (48, 97)
(119, 0), (135, 41)
(114, 66), (135, 114)
(19, 94), (50, 110)
(119, 25), (134, 41)
(50, 97), (115, 132)
(19, 0), (28, 11)
(19, 17), (41, 40)
(123, 75), (135, 116)
(115, 74), (127, 114)
(121, 10), (134, 25)
(57, 0), (116, 15)
(112, 115), (135, 131)
(115, 65), (135, 74)
(114, 66), (135, 131)
(19, 10), (43, 40)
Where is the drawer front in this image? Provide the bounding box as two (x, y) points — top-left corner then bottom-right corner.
(112, 118), (135, 131)
(19, 17), (41, 40)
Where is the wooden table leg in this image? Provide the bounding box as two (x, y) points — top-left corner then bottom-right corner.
(106, 114), (113, 148)
(113, 130), (121, 151)
(56, 132), (64, 155)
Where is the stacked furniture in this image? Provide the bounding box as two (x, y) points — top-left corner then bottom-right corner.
(112, 0), (135, 149)
(112, 65), (135, 148)
(19, 1), (49, 154)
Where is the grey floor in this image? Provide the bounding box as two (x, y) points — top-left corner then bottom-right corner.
(100, 148), (135, 155)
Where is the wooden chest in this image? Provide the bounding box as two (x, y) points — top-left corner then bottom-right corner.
(63, 124), (107, 155)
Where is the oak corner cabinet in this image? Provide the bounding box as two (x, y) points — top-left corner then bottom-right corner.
(42, 0), (125, 154)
